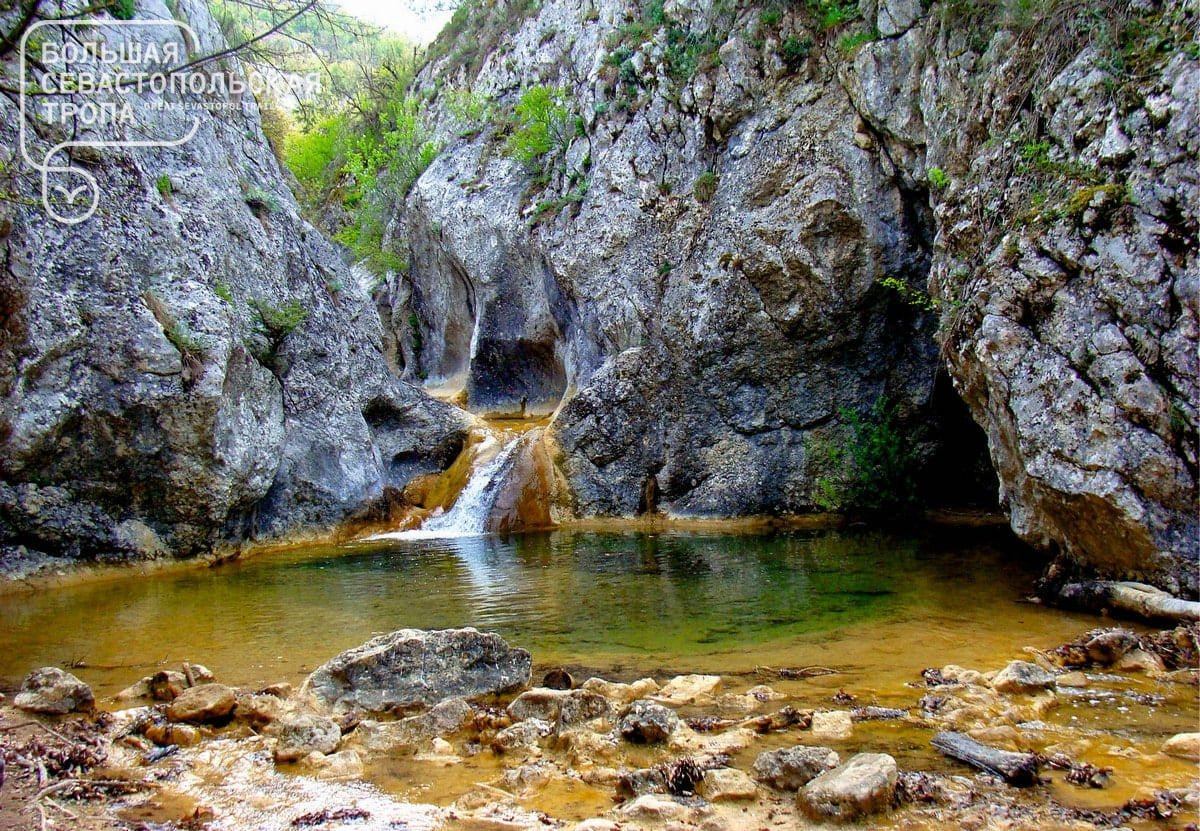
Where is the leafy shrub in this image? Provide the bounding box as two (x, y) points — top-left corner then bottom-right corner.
(810, 0), (860, 29)
(106, 0), (136, 20)
(928, 167), (949, 189)
(839, 28), (876, 53)
(505, 85), (575, 170)
(813, 396), (921, 518)
(250, 298), (309, 340)
(779, 36), (814, 69)
(693, 171), (718, 202)
(155, 174), (172, 197)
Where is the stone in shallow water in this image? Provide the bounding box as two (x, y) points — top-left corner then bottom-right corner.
(301, 628), (531, 714)
(810, 710), (853, 739)
(274, 714), (342, 763)
(618, 700), (680, 743)
(701, 768), (758, 800)
(753, 745), (840, 790)
(799, 752), (897, 821)
(1161, 733), (1200, 761)
(14, 667), (94, 714)
(166, 683), (235, 724)
(992, 661), (1056, 694)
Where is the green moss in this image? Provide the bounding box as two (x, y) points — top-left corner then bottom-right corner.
(1062, 183), (1127, 220)
(155, 174), (172, 197)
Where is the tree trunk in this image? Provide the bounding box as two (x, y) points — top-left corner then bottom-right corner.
(1052, 581), (1200, 623)
(931, 731), (1039, 786)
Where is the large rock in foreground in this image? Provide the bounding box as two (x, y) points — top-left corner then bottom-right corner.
(799, 752), (897, 821)
(302, 628), (531, 713)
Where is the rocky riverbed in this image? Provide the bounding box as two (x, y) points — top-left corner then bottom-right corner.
(1, 625), (1197, 831)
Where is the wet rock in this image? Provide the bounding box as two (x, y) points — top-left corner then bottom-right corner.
(341, 720), (417, 756)
(560, 728), (621, 765)
(581, 677), (659, 705)
(302, 628), (531, 713)
(810, 710), (853, 739)
(144, 723), (202, 748)
(619, 700), (681, 743)
(1085, 629), (1140, 664)
(573, 821), (620, 831)
(558, 690), (611, 728)
(508, 688), (570, 722)
(753, 745), (841, 790)
(115, 678), (153, 701)
(14, 667), (94, 714)
(1056, 671), (1089, 687)
(499, 760), (559, 795)
(617, 766), (668, 797)
(1114, 648), (1167, 675)
(274, 714), (342, 763)
(299, 749), (364, 781)
(261, 682), (293, 698)
(700, 768), (758, 801)
(492, 718), (554, 754)
(618, 794), (688, 821)
(799, 752), (898, 821)
(651, 674), (722, 706)
(235, 692), (284, 726)
(165, 683), (236, 724)
(149, 671), (188, 701)
(992, 661), (1056, 694)
(1161, 733), (1200, 761)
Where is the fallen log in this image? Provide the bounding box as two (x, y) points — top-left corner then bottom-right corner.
(1052, 581), (1200, 623)
(931, 731), (1039, 786)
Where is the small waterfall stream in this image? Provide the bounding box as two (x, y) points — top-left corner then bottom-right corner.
(369, 428), (540, 540)
(420, 436), (524, 535)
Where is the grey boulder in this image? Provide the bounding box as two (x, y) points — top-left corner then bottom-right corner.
(302, 628), (531, 714)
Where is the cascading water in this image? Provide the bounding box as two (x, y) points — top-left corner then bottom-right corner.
(369, 431), (532, 540)
(421, 436), (525, 535)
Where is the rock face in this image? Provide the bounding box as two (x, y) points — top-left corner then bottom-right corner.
(0, 0), (470, 570)
(396, 0), (993, 522)
(13, 667), (94, 714)
(799, 752), (898, 821)
(302, 628), (532, 713)
(394, 0), (1196, 588)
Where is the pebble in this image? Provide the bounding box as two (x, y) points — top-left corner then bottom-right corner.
(810, 710), (853, 740)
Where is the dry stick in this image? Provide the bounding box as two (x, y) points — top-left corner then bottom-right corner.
(36, 778), (160, 800)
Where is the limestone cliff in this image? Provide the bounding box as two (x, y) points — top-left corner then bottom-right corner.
(0, 0), (471, 569)
(393, 0), (1197, 590)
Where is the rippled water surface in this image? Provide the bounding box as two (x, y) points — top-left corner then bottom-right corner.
(0, 527), (1103, 694)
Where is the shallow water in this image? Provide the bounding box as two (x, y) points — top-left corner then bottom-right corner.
(2, 525), (1196, 827)
(2, 525), (1099, 696)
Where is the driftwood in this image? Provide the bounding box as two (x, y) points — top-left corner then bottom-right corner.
(740, 706), (812, 733)
(931, 731), (1039, 786)
(1053, 581), (1200, 623)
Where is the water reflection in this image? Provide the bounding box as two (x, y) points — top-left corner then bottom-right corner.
(0, 527), (1041, 693)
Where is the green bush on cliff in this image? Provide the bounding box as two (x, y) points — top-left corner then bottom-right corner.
(813, 396), (921, 519)
(505, 85), (575, 170)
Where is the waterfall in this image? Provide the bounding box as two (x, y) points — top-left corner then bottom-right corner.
(421, 436), (524, 535)
(369, 434), (527, 540)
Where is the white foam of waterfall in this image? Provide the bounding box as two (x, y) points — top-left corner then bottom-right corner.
(368, 434), (524, 540)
